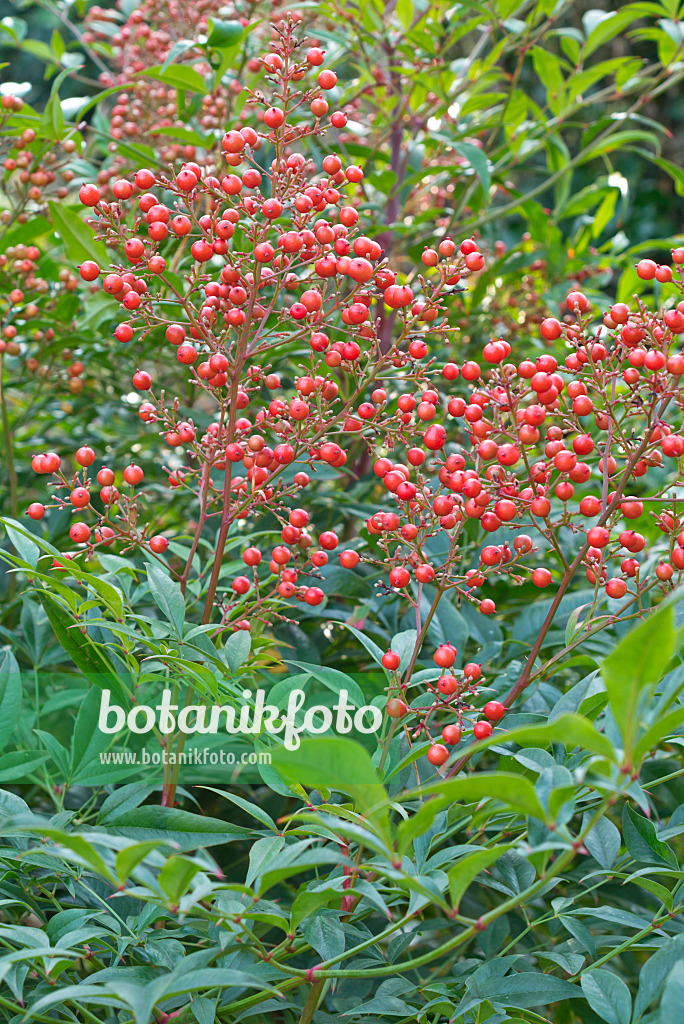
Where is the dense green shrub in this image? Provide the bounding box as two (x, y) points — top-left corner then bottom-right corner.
(0, 2), (683, 1022)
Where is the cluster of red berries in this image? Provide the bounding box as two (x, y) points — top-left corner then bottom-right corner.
(24, 25), (684, 768)
(0, 239), (86, 390)
(28, 447), (168, 558)
(383, 642), (506, 764)
(1, 100), (80, 208)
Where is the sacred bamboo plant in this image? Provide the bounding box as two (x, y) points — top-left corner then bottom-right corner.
(17, 20), (684, 804)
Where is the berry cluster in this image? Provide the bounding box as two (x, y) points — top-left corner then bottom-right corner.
(26, 25), (684, 762)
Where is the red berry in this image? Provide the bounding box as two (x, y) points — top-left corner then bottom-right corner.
(532, 567), (552, 588)
(540, 317), (561, 341)
(566, 290), (588, 311)
(427, 744), (449, 767)
(387, 699), (407, 719)
(483, 700), (505, 722)
(70, 487), (90, 508)
(76, 446), (95, 467)
(442, 724), (462, 745)
(434, 644), (456, 668)
(79, 261), (100, 281)
(232, 575), (251, 595)
(389, 566), (410, 588)
(123, 464), (144, 485)
(382, 651), (400, 671)
(264, 107), (285, 128)
(79, 183), (101, 206)
(70, 522), (91, 544)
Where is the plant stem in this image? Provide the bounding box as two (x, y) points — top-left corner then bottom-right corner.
(297, 978), (326, 1024)
(201, 265), (262, 624)
(0, 356), (18, 520)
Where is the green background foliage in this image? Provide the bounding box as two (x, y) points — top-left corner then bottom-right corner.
(0, 1), (683, 1022)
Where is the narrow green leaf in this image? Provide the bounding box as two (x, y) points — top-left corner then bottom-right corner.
(0, 650), (21, 751)
(448, 845), (512, 909)
(602, 605), (674, 754)
(48, 201), (109, 264)
(453, 141), (491, 194)
(581, 968), (632, 1024)
(272, 737), (390, 839)
(411, 772), (546, 821)
(145, 562), (185, 636)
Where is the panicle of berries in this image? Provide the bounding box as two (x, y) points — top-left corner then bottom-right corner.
(84, 1), (303, 191)
(1, 97), (82, 210)
(372, 275), (684, 764)
(0, 241), (82, 391)
(0, 98), (90, 389)
(27, 27), (684, 763)
(35, 29), (486, 639)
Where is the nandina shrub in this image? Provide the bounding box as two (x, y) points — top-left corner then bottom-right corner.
(15, 0), (684, 352)
(0, 604), (683, 1023)
(2, 8), (684, 1024)
(7, 21), (684, 801)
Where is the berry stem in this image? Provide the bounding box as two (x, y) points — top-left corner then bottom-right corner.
(201, 264), (262, 623)
(0, 355), (18, 522)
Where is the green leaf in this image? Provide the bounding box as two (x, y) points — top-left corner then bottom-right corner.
(466, 713), (614, 762)
(479, 971), (582, 1008)
(0, 650), (21, 751)
(105, 805), (248, 849)
(448, 845), (512, 909)
(290, 888), (338, 930)
(623, 804), (678, 868)
(47, 201), (109, 265)
(390, 629), (417, 673)
(412, 772), (546, 821)
(37, 592), (129, 702)
(0, 750), (48, 782)
(585, 9), (642, 57)
(2, 516), (40, 566)
(300, 910), (345, 961)
(0, 787), (30, 817)
(602, 605), (674, 754)
(222, 629), (251, 674)
(584, 814), (621, 869)
(206, 18), (243, 47)
(581, 969), (632, 1024)
(145, 562), (185, 636)
(287, 661), (366, 708)
(142, 64), (206, 93)
(115, 841), (162, 883)
(531, 46), (565, 113)
(160, 38), (195, 73)
(191, 997), (216, 1024)
(662, 963), (684, 1024)
(396, 0), (413, 29)
(272, 737), (390, 839)
(625, 873), (673, 909)
(70, 687), (110, 777)
(634, 935), (684, 1019)
(158, 855), (202, 902)
(38, 830), (115, 882)
(197, 786), (276, 830)
(634, 705), (684, 764)
(82, 571), (125, 621)
(453, 141), (491, 194)
(342, 624), (386, 671)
